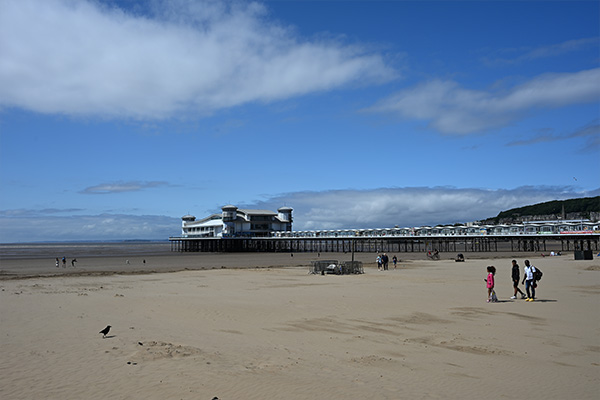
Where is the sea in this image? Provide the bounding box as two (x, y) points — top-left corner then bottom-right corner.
(0, 241), (173, 260)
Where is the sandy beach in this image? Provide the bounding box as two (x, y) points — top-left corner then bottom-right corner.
(0, 250), (598, 399)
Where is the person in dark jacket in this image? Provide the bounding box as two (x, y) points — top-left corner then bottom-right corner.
(382, 253), (389, 270)
(510, 260), (527, 299)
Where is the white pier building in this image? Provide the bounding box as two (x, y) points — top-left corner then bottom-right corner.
(181, 205), (293, 238)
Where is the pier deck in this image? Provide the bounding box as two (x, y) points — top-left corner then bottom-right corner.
(169, 234), (599, 253)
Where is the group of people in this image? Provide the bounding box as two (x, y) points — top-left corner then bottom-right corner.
(376, 253), (398, 270)
(427, 249), (440, 260)
(55, 257), (77, 267)
(485, 259), (540, 303)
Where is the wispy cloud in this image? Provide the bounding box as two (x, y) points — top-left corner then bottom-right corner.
(484, 37), (599, 65)
(0, 0), (395, 119)
(0, 208), (85, 217)
(507, 120), (600, 149)
(80, 181), (170, 194)
(367, 68), (600, 134)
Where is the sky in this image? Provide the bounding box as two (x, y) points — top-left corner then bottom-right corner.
(0, 0), (599, 242)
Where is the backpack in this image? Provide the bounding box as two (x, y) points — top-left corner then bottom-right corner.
(533, 267), (543, 281)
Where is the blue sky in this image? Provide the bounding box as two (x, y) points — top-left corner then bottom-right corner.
(0, 0), (599, 242)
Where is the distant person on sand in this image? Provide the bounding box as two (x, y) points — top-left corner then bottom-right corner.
(382, 253), (389, 270)
(62, 257), (66, 267)
(376, 254), (382, 271)
(392, 255), (398, 268)
(71, 258), (77, 267)
(485, 266), (496, 302)
(522, 260), (536, 301)
(511, 260), (526, 299)
(55, 258), (59, 268)
(427, 250), (440, 260)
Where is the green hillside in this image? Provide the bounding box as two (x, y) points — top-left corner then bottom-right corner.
(491, 196), (600, 223)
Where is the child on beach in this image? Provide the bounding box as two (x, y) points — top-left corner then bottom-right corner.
(485, 266), (497, 302)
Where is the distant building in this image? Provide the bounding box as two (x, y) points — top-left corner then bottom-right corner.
(180, 205), (293, 238)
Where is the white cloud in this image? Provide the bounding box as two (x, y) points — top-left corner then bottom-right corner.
(368, 68), (600, 134)
(0, 0), (395, 119)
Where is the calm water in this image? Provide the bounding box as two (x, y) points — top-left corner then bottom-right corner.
(0, 241), (172, 260)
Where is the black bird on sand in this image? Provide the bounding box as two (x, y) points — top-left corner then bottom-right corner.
(99, 325), (111, 338)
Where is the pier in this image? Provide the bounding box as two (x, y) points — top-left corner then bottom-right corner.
(169, 233), (599, 253)
(172, 206), (599, 254)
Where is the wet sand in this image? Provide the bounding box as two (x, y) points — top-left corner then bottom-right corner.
(0, 241), (552, 279)
(0, 250), (598, 399)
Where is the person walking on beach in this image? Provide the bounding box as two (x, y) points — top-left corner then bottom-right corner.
(376, 254), (382, 271)
(511, 260), (526, 299)
(62, 257), (66, 267)
(71, 258), (77, 267)
(392, 255), (398, 269)
(55, 258), (59, 268)
(485, 266), (496, 302)
(522, 260), (536, 301)
(382, 253), (389, 270)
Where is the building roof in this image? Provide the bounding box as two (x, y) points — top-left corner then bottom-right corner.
(188, 213), (222, 225)
(200, 219), (225, 227)
(238, 209), (277, 216)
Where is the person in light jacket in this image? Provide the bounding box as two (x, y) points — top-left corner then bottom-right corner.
(522, 260), (536, 301)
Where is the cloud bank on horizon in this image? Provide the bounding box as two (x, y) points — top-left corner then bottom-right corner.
(1, 186), (597, 242)
(253, 186), (600, 231)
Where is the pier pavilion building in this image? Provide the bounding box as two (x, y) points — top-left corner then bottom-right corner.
(180, 205), (293, 238)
